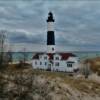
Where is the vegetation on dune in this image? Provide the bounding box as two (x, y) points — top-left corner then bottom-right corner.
(0, 53), (100, 100)
(0, 66), (100, 100)
(84, 57), (100, 76)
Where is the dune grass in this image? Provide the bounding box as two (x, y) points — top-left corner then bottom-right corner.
(84, 58), (100, 75)
(0, 64), (100, 95)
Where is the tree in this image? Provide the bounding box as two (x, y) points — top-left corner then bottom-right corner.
(21, 48), (28, 65)
(0, 30), (6, 67)
(82, 62), (91, 78)
(17, 48), (28, 68)
(7, 50), (13, 64)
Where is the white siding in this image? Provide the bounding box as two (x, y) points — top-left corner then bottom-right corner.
(32, 54), (80, 73)
(53, 61), (74, 72)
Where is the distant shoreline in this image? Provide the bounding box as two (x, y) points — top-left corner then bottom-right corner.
(9, 60), (32, 64)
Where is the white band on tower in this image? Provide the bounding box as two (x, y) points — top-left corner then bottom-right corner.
(47, 22), (54, 31)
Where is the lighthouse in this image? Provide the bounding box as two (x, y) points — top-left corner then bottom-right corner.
(32, 12), (79, 73)
(47, 12), (55, 53)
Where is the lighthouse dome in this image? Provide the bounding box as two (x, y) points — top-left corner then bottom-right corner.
(47, 12), (55, 22)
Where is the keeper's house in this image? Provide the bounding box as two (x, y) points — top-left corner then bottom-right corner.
(32, 12), (79, 73)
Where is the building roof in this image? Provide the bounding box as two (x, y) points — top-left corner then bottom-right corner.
(47, 12), (55, 22)
(60, 53), (76, 60)
(32, 53), (43, 59)
(32, 53), (76, 60)
(47, 53), (54, 60)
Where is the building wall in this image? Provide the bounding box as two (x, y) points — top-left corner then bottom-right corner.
(32, 54), (79, 72)
(32, 60), (48, 70)
(52, 60), (75, 72)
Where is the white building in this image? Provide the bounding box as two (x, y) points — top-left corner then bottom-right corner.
(32, 12), (79, 73)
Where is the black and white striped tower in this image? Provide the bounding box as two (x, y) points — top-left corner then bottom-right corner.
(47, 12), (55, 53)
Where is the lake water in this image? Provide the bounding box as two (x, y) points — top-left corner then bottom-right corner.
(11, 52), (100, 62)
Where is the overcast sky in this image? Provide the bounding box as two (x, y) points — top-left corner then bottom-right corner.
(0, 0), (100, 51)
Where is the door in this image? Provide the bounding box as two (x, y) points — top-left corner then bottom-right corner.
(47, 63), (52, 71)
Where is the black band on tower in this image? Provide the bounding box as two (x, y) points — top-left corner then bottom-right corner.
(47, 31), (55, 45)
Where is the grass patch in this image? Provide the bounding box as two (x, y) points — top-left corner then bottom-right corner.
(84, 57), (100, 76)
(1, 64), (100, 95)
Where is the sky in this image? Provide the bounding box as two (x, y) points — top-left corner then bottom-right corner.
(0, 0), (100, 51)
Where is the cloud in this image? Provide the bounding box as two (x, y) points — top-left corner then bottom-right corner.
(0, 0), (100, 51)
(2, 29), (45, 44)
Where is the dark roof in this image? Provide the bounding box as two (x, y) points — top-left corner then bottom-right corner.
(67, 61), (75, 63)
(47, 12), (55, 22)
(60, 53), (76, 60)
(32, 53), (76, 60)
(32, 53), (43, 59)
(47, 53), (54, 60)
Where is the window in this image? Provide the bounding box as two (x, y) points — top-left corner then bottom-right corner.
(67, 63), (72, 67)
(52, 48), (54, 51)
(55, 62), (59, 66)
(55, 57), (59, 60)
(40, 62), (42, 65)
(35, 61), (37, 65)
(45, 62), (47, 66)
(44, 56), (47, 60)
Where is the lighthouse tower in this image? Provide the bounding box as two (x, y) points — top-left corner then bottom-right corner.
(47, 12), (55, 53)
